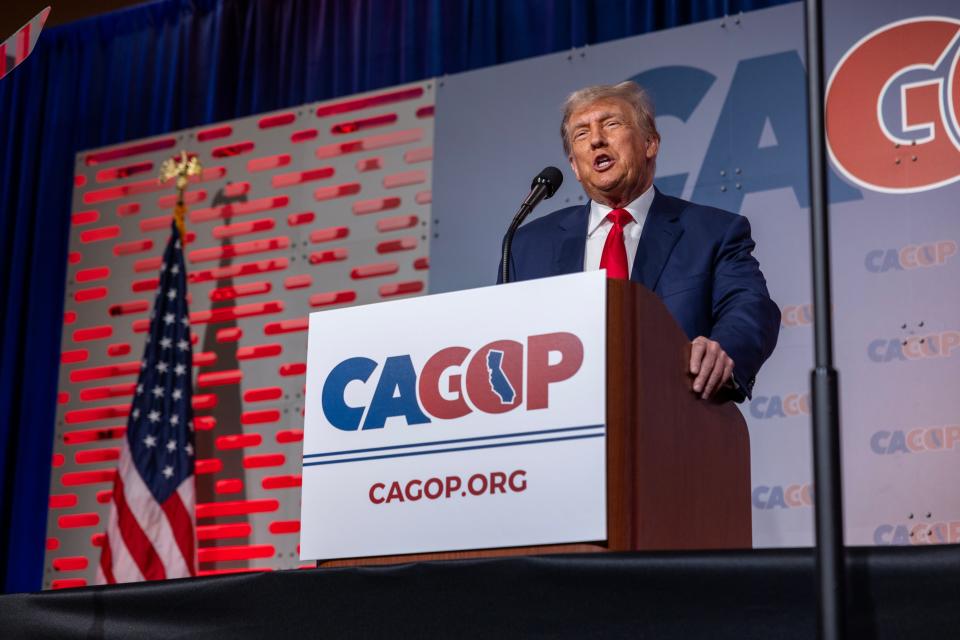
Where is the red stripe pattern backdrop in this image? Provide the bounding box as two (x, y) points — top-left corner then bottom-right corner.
(46, 82), (435, 589)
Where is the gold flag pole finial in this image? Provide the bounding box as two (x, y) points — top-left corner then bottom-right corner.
(159, 150), (203, 239)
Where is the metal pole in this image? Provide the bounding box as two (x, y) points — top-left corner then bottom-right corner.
(803, 1), (846, 638)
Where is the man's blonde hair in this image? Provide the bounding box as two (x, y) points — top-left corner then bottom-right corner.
(560, 81), (659, 156)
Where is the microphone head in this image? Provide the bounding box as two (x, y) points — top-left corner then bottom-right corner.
(531, 166), (563, 198)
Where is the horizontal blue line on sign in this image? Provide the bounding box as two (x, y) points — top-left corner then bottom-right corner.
(302, 423), (604, 460)
(302, 432), (604, 467)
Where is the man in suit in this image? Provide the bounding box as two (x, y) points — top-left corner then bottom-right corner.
(501, 81), (780, 402)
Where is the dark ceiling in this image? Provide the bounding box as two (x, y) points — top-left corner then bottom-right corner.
(2, 1), (150, 42)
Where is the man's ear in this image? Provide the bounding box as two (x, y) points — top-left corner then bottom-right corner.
(646, 135), (660, 159)
(568, 155), (581, 182)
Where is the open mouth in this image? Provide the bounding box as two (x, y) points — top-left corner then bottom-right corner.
(593, 154), (614, 171)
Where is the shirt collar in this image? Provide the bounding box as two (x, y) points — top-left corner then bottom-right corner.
(586, 184), (655, 236)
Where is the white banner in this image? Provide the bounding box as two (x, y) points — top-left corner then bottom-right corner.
(300, 272), (607, 560)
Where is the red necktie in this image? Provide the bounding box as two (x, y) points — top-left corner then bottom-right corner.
(599, 208), (632, 279)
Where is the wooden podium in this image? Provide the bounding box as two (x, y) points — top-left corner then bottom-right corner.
(320, 280), (751, 567)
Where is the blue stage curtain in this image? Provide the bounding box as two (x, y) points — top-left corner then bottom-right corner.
(0, 0), (793, 593)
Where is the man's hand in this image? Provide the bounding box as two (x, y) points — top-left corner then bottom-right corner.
(689, 336), (734, 400)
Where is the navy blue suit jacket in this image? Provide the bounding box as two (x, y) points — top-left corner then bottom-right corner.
(499, 188), (780, 401)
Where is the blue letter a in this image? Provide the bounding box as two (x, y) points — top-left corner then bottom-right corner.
(363, 355), (431, 429)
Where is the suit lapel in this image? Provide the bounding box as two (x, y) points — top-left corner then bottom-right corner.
(631, 188), (684, 291)
(555, 204), (590, 275)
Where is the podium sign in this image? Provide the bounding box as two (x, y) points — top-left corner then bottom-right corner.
(300, 272), (607, 560)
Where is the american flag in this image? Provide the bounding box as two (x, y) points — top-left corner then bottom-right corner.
(97, 221), (196, 583)
(0, 6), (50, 80)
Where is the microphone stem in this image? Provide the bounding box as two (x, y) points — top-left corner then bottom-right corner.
(500, 179), (555, 284)
(500, 203), (533, 284)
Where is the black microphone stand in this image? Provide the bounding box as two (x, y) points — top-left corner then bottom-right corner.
(500, 201), (536, 285)
(500, 169), (562, 284)
(804, 0), (846, 638)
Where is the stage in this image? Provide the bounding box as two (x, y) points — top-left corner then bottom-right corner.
(2, 545), (957, 638)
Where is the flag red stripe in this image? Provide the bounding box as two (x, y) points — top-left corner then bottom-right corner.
(18, 23), (30, 63)
(99, 537), (117, 584)
(161, 491), (196, 576)
(112, 476), (166, 581)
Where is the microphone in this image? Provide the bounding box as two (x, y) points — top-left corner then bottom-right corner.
(500, 166), (563, 284)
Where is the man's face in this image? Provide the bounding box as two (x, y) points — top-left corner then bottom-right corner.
(566, 97), (659, 207)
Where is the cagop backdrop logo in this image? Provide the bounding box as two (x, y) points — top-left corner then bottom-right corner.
(826, 17), (960, 193)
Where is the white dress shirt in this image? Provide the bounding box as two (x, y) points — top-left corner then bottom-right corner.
(583, 185), (655, 273)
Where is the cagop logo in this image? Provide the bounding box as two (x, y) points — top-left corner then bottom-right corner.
(870, 424), (960, 455)
(867, 330), (960, 363)
(826, 17), (960, 193)
(752, 483), (814, 510)
(864, 240), (957, 273)
(749, 392), (810, 420)
(320, 332), (583, 430)
(874, 521), (960, 545)
(781, 303), (814, 328)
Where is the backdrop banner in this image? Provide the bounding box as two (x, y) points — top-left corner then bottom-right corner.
(430, 1), (960, 548)
(45, 0), (960, 588)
